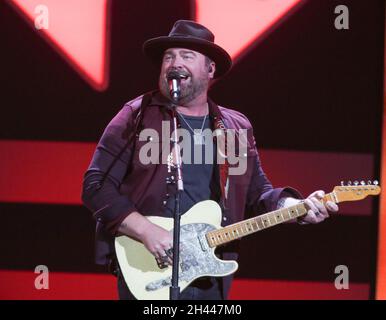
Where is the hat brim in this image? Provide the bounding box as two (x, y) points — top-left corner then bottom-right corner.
(143, 36), (232, 78)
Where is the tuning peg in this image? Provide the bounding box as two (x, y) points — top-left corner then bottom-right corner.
(348, 180), (352, 186)
(341, 181), (345, 186)
(354, 181), (359, 186)
(373, 180), (379, 186)
(360, 180), (365, 185)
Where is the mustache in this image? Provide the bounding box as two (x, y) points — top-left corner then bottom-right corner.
(166, 69), (191, 79)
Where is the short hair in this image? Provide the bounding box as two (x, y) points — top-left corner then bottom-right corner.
(205, 56), (213, 67)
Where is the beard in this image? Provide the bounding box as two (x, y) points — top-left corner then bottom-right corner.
(159, 70), (209, 105)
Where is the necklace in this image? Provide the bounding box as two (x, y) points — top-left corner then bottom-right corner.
(177, 103), (208, 145)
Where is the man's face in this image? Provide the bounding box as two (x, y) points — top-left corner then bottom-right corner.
(158, 48), (214, 104)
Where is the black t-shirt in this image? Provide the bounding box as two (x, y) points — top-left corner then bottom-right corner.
(164, 113), (213, 216)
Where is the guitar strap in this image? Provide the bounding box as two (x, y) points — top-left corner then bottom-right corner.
(213, 117), (229, 210)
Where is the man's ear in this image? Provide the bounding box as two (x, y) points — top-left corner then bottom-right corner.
(209, 62), (216, 78)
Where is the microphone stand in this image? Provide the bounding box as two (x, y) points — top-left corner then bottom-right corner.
(169, 85), (184, 300)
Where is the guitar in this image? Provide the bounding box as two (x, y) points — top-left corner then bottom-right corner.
(115, 182), (381, 300)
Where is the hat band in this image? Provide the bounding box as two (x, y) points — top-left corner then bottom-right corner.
(168, 33), (212, 42)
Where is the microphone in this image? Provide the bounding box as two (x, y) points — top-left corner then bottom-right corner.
(167, 70), (181, 103)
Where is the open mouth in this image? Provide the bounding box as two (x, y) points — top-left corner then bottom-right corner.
(166, 71), (190, 82)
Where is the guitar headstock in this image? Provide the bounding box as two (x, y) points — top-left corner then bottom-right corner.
(333, 180), (381, 202)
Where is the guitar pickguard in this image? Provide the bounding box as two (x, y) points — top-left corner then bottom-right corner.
(145, 223), (235, 291)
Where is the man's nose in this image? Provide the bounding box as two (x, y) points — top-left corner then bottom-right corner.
(170, 55), (184, 68)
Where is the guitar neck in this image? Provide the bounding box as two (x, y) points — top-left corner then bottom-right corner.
(205, 192), (338, 248)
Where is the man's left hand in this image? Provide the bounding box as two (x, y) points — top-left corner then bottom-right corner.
(302, 190), (339, 224)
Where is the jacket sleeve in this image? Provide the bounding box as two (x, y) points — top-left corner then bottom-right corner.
(81, 103), (138, 235)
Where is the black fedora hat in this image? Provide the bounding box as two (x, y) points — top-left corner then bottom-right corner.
(143, 20), (232, 78)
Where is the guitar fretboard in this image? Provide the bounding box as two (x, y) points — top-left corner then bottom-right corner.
(205, 192), (337, 248)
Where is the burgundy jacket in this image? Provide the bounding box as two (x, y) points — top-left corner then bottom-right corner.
(81, 91), (302, 299)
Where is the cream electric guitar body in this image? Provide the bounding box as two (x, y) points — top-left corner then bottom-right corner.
(115, 183), (380, 300)
(115, 200), (234, 300)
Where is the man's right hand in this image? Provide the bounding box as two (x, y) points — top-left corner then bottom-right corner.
(140, 223), (174, 266)
(117, 212), (173, 265)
